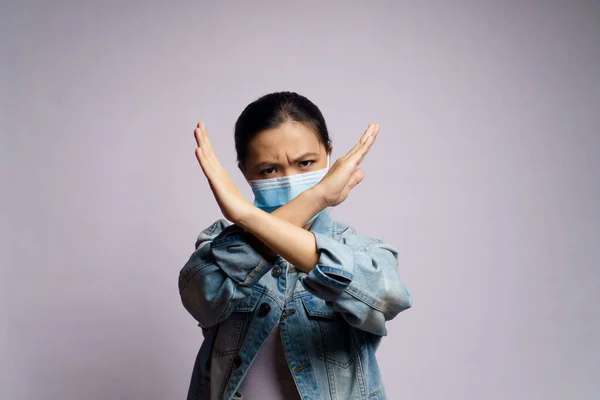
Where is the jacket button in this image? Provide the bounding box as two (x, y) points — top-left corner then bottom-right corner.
(258, 302), (271, 316)
(233, 355), (243, 368)
(271, 265), (283, 277)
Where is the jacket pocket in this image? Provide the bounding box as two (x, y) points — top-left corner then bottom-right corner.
(213, 290), (261, 356)
(301, 294), (364, 368)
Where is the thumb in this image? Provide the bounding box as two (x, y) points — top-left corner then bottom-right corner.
(349, 168), (365, 189)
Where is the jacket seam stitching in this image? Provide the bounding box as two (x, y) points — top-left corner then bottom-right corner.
(178, 259), (216, 294)
(344, 286), (395, 317)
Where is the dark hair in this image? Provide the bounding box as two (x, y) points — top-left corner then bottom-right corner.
(235, 91), (331, 168)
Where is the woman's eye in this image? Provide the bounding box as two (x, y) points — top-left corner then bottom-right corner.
(260, 167), (276, 176)
(299, 160), (314, 168)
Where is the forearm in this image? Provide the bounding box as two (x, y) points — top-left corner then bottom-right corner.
(236, 187), (327, 272)
(270, 184), (326, 227)
(242, 184), (328, 260)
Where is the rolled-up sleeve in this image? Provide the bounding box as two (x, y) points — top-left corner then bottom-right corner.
(300, 230), (412, 336)
(300, 232), (355, 298)
(178, 219), (272, 328)
(210, 228), (272, 286)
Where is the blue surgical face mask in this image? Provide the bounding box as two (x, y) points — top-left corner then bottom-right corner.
(248, 155), (330, 225)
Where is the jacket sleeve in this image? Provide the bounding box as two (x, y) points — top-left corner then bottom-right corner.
(178, 219), (272, 328)
(300, 228), (412, 337)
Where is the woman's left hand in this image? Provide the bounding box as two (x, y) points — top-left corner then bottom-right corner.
(315, 123), (380, 207)
(194, 121), (253, 223)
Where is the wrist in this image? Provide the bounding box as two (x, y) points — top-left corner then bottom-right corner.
(306, 184), (329, 210)
(235, 203), (265, 232)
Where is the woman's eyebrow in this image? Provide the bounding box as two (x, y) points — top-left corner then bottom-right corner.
(255, 152), (320, 169)
(255, 161), (280, 170)
(290, 152), (320, 163)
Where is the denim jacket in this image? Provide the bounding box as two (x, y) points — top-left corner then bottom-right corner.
(178, 209), (412, 400)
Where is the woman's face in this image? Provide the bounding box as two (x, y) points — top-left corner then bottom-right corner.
(240, 121), (332, 181)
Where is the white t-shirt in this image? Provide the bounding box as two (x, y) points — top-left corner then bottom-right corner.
(238, 320), (302, 399)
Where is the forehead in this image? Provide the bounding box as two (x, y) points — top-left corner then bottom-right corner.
(247, 122), (323, 162)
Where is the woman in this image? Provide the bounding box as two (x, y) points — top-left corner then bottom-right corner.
(178, 92), (412, 400)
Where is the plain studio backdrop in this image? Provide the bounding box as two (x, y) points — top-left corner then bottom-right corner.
(1, 1), (599, 399)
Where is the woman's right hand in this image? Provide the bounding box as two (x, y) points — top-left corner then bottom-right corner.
(315, 123), (380, 207)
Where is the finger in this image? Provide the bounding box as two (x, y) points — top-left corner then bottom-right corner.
(342, 124), (377, 160)
(195, 146), (206, 171)
(355, 124), (379, 158)
(199, 122), (221, 165)
(195, 122), (218, 168)
(195, 125), (209, 164)
(350, 168), (365, 188)
(194, 122), (211, 160)
(198, 121), (210, 151)
(196, 146), (218, 180)
(344, 123), (380, 161)
(346, 124), (373, 157)
(194, 122), (202, 147)
(348, 129), (377, 166)
(196, 121), (209, 150)
(338, 168), (365, 202)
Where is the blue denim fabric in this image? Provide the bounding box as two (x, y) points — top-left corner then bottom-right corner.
(178, 209), (412, 400)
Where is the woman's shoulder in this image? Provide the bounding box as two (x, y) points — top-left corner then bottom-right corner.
(200, 218), (230, 236)
(194, 218), (244, 250)
(330, 218), (386, 253)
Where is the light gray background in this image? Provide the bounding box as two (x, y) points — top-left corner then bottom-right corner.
(2, 1), (599, 399)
